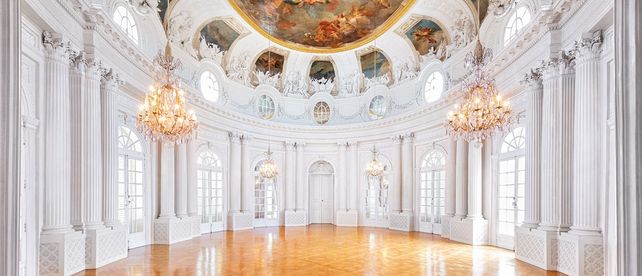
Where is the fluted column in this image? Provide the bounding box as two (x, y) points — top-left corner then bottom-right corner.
(454, 139), (468, 219)
(348, 142), (359, 211)
(101, 70), (119, 227)
(228, 133), (242, 214)
(295, 142), (306, 210)
(401, 134), (414, 213)
(83, 61), (104, 229)
(69, 54), (85, 230)
(538, 62), (559, 231)
(174, 143), (188, 218)
(445, 138), (457, 217)
(241, 136), (252, 213)
(522, 70), (543, 229)
(158, 142), (176, 218)
(42, 36), (73, 233)
(467, 141), (483, 219)
(558, 56), (575, 232)
(284, 141), (296, 211)
(337, 142), (347, 211)
(390, 136), (403, 213)
(571, 36), (603, 234)
(186, 140), (198, 217)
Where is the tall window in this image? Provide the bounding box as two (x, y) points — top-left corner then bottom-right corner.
(503, 7), (531, 46)
(118, 125), (145, 235)
(113, 6), (139, 44)
(200, 71), (220, 103)
(497, 127), (526, 238)
(254, 160), (278, 220)
(197, 150), (224, 225)
(424, 72), (444, 103)
(365, 166), (389, 223)
(419, 150), (446, 224)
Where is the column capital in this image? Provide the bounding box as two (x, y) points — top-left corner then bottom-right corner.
(41, 30), (68, 60)
(228, 132), (242, 144)
(402, 133), (415, 143)
(574, 30), (603, 60)
(346, 140), (357, 147)
(520, 68), (543, 88)
(69, 50), (87, 73)
(295, 141), (306, 148)
(558, 50), (576, 75)
(391, 135), (403, 144)
(284, 140), (296, 149)
(100, 68), (121, 88)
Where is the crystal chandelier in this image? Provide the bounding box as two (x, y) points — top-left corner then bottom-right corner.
(365, 146), (385, 177)
(259, 146), (278, 179)
(136, 42), (198, 143)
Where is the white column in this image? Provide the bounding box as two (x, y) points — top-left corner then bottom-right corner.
(186, 140), (197, 217)
(522, 70), (543, 229)
(444, 138), (457, 217)
(454, 139), (468, 219)
(295, 142), (306, 210)
(348, 142), (359, 211)
(158, 142), (176, 219)
(228, 133), (241, 214)
(401, 134), (414, 213)
(571, 35), (603, 234)
(466, 141), (483, 219)
(174, 143), (188, 218)
(42, 36), (73, 233)
(482, 138), (492, 219)
(82, 61), (104, 229)
(241, 136), (252, 213)
(538, 62), (559, 231)
(337, 142), (347, 211)
(390, 136), (402, 213)
(101, 71), (119, 227)
(284, 141), (296, 211)
(558, 57), (575, 232)
(69, 54), (85, 230)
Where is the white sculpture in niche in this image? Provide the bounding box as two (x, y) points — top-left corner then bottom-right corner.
(226, 55), (251, 85)
(168, 11), (195, 57)
(283, 71), (308, 98)
(198, 35), (224, 63)
(452, 10), (476, 48)
(309, 78), (334, 94)
(339, 71), (361, 97)
(254, 70), (281, 87)
(363, 73), (391, 91)
(394, 59), (418, 83)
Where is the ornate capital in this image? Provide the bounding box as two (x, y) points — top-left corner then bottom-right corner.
(575, 30), (603, 60)
(69, 50), (87, 72)
(42, 31), (68, 60)
(402, 133), (415, 143)
(228, 132), (242, 144)
(284, 141), (296, 150)
(558, 50), (576, 74)
(391, 135), (403, 144)
(520, 67), (543, 88)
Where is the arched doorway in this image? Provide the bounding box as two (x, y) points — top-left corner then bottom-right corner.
(117, 125), (146, 248)
(418, 148), (447, 234)
(197, 149), (225, 233)
(254, 159), (279, 227)
(496, 127), (526, 250)
(308, 161), (335, 224)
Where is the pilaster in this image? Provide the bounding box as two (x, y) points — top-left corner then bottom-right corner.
(521, 68), (543, 229)
(454, 139), (468, 219)
(174, 143), (188, 218)
(101, 70), (119, 228)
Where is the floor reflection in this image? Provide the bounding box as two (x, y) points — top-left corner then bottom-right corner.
(75, 225), (561, 275)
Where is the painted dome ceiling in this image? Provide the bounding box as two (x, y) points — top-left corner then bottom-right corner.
(227, 0), (415, 53)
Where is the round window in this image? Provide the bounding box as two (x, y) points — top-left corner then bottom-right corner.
(424, 72), (444, 103)
(313, 101), (331, 125)
(257, 95), (275, 120)
(368, 95), (387, 120)
(200, 71), (220, 102)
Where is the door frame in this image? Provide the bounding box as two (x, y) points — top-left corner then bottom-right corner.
(308, 170), (335, 224)
(416, 147), (447, 234)
(196, 146), (227, 234)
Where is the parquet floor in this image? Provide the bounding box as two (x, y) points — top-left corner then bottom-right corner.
(76, 224), (562, 276)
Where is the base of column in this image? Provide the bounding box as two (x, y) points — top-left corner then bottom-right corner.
(440, 215), (453, 238)
(228, 212), (254, 230)
(153, 217), (194, 244)
(450, 217), (488, 245)
(39, 231), (86, 276)
(285, 210), (307, 226)
(389, 212), (413, 232)
(557, 232), (604, 276)
(84, 226), (128, 269)
(335, 210), (358, 227)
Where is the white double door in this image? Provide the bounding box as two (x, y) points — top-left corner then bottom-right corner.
(309, 173), (334, 224)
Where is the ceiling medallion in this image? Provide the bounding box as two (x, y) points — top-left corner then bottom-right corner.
(136, 43), (199, 143)
(227, 0), (415, 53)
(445, 39), (513, 142)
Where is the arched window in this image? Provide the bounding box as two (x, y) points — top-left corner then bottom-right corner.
(200, 71), (220, 103)
(117, 125), (145, 240)
(197, 150), (224, 232)
(254, 160), (278, 225)
(424, 71), (444, 103)
(496, 127), (526, 248)
(257, 95), (275, 120)
(113, 5), (139, 44)
(368, 95), (387, 120)
(503, 7), (531, 46)
(419, 149), (446, 226)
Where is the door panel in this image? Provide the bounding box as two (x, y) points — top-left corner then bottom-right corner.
(310, 174), (333, 224)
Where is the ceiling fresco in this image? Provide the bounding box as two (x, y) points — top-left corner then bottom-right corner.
(309, 60), (336, 81)
(227, 0), (415, 53)
(194, 20), (240, 53)
(404, 19), (447, 56)
(360, 50), (391, 79)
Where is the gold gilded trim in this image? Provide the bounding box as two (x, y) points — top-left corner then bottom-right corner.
(226, 0), (417, 54)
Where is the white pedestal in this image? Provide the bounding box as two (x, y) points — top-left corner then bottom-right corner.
(228, 212), (254, 230)
(441, 215), (452, 238)
(154, 217), (195, 244)
(335, 210), (358, 227)
(516, 228), (560, 270)
(557, 233), (604, 276)
(39, 231), (86, 276)
(450, 217), (488, 245)
(285, 210), (307, 226)
(389, 212), (413, 232)
(84, 227), (127, 269)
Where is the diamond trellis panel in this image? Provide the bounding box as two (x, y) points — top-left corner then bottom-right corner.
(515, 231), (545, 264)
(39, 243), (60, 274)
(170, 220), (193, 241)
(65, 236), (86, 273)
(450, 220), (468, 242)
(389, 215), (410, 230)
(97, 229), (127, 262)
(441, 217), (450, 237)
(557, 239), (577, 274)
(551, 238), (559, 267)
(584, 244), (604, 276)
(154, 222), (169, 243)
